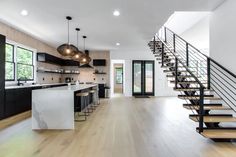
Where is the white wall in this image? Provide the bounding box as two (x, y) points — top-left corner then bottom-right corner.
(162, 12), (210, 56)
(181, 16), (210, 56)
(210, 0), (236, 74)
(110, 49), (177, 97)
(164, 12), (210, 35)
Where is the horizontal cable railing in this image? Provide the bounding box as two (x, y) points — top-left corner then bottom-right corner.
(209, 59), (236, 112)
(164, 27), (209, 88)
(151, 26), (236, 132)
(155, 36), (205, 132)
(158, 26), (236, 112)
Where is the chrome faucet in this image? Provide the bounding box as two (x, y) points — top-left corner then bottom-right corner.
(17, 77), (27, 86)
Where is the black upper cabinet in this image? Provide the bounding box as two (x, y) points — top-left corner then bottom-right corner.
(62, 59), (80, 66)
(93, 59), (106, 66)
(37, 52), (79, 66)
(37, 53), (63, 65)
(0, 34), (5, 120)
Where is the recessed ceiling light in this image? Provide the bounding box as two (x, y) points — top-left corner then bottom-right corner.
(20, 9), (28, 16)
(116, 43), (120, 46)
(113, 10), (120, 16)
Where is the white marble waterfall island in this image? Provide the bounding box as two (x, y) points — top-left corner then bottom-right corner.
(32, 84), (97, 130)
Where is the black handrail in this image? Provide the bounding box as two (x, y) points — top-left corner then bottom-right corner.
(210, 58), (236, 79)
(165, 27), (208, 58)
(164, 26), (236, 89)
(157, 37), (205, 88)
(156, 37), (205, 132)
(165, 27), (236, 78)
(154, 26), (236, 133)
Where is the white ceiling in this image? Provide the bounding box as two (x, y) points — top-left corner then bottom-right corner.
(0, 0), (225, 53)
(164, 12), (210, 35)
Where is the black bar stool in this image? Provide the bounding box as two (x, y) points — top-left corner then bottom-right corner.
(93, 86), (100, 105)
(89, 90), (97, 110)
(74, 92), (89, 121)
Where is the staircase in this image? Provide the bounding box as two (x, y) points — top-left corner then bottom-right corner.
(148, 27), (236, 142)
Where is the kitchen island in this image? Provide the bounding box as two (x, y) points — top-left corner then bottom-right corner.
(32, 84), (97, 130)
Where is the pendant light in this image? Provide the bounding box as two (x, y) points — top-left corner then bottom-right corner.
(57, 16), (78, 57)
(79, 36), (91, 64)
(72, 28), (83, 60)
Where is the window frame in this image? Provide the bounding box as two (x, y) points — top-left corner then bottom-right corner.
(5, 43), (15, 81)
(16, 46), (35, 81)
(5, 40), (36, 84)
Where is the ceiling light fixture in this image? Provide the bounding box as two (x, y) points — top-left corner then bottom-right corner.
(21, 9), (28, 16)
(72, 28), (83, 61)
(79, 36), (91, 64)
(116, 43), (120, 46)
(113, 10), (120, 16)
(57, 16), (78, 57)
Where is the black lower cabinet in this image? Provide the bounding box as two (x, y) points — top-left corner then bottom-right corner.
(16, 88), (32, 113)
(5, 89), (17, 117)
(5, 88), (32, 118)
(4, 84), (67, 119)
(98, 84), (105, 98)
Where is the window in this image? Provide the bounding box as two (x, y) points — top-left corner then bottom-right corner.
(5, 44), (14, 81)
(5, 42), (35, 81)
(116, 68), (123, 84)
(16, 47), (34, 80)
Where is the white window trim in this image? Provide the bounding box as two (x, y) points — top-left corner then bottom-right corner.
(5, 39), (37, 85)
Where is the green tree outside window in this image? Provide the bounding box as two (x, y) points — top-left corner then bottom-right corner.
(5, 44), (14, 80)
(16, 47), (33, 80)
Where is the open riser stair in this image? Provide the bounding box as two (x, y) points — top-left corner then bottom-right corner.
(149, 27), (236, 141)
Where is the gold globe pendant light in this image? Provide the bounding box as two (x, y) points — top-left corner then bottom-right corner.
(57, 16), (78, 57)
(79, 36), (91, 64)
(72, 28), (83, 61)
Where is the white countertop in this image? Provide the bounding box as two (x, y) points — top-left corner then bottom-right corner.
(5, 83), (67, 89)
(32, 83), (98, 130)
(35, 84), (97, 92)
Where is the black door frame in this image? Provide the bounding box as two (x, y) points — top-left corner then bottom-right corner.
(132, 60), (155, 96)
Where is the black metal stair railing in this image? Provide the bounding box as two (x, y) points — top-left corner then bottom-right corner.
(163, 27), (209, 88)
(154, 36), (206, 133)
(209, 59), (236, 112)
(153, 26), (236, 133)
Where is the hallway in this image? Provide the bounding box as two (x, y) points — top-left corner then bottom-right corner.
(0, 96), (236, 157)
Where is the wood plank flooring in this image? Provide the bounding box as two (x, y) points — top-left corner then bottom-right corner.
(0, 96), (236, 157)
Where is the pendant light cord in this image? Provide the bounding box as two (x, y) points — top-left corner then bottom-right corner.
(77, 30), (79, 47)
(67, 19), (70, 44)
(83, 36), (86, 54)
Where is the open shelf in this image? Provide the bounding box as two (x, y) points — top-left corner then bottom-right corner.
(37, 70), (80, 75)
(93, 72), (107, 75)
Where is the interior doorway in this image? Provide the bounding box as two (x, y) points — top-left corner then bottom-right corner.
(114, 64), (123, 94)
(110, 60), (125, 97)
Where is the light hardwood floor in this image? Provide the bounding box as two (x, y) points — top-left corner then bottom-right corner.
(0, 96), (236, 157)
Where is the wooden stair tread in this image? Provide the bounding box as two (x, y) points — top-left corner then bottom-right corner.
(184, 105), (230, 110)
(174, 88), (213, 91)
(200, 130), (236, 139)
(174, 88), (200, 91)
(190, 116), (236, 123)
(183, 103), (222, 107)
(167, 75), (198, 78)
(171, 81), (198, 84)
(178, 96), (221, 100)
(164, 70), (189, 73)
